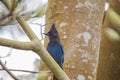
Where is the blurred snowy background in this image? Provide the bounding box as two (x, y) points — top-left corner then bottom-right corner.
(0, 0), (47, 80)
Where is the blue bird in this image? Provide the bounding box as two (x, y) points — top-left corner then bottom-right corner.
(44, 24), (64, 80)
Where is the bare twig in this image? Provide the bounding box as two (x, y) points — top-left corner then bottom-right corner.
(0, 15), (13, 26)
(0, 68), (51, 74)
(0, 0), (19, 26)
(30, 22), (52, 40)
(30, 22), (52, 27)
(0, 60), (19, 80)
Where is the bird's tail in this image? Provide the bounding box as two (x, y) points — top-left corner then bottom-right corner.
(53, 75), (57, 80)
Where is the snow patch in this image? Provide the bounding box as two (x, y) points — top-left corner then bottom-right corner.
(60, 22), (68, 27)
(75, 0), (94, 10)
(75, 3), (83, 8)
(63, 35), (67, 39)
(63, 31), (67, 39)
(64, 6), (68, 9)
(82, 32), (91, 44)
(84, 0), (93, 9)
(63, 32), (66, 34)
(82, 59), (88, 63)
(77, 75), (85, 80)
(88, 76), (93, 80)
(73, 54), (76, 57)
(77, 32), (91, 44)
(77, 33), (82, 39)
(105, 3), (109, 11)
(81, 53), (88, 58)
(71, 65), (76, 69)
(78, 49), (85, 53)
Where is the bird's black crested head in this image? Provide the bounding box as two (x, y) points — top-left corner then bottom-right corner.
(44, 24), (60, 41)
(49, 24), (58, 35)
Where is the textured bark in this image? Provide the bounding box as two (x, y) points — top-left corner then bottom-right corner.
(97, 0), (120, 80)
(43, 0), (105, 80)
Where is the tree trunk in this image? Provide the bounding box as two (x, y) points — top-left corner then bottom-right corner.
(97, 0), (120, 80)
(42, 0), (105, 80)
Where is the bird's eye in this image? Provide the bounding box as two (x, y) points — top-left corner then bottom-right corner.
(48, 32), (51, 34)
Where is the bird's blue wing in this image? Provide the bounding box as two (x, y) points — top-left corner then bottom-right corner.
(47, 42), (64, 69)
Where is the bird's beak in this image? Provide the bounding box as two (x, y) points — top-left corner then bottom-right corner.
(43, 32), (49, 36)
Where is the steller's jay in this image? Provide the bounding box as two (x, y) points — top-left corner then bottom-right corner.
(43, 24), (64, 80)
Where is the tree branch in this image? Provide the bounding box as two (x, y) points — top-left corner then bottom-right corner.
(1, 0), (12, 11)
(0, 60), (20, 80)
(0, 16), (13, 26)
(0, 38), (33, 50)
(0, 68), (51, 74)
(107, 8), (120, 28)
(16, 15), (39, 41)
(11, 0), (18, 12)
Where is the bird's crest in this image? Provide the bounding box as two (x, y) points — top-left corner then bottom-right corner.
(49, 24), (58, 34)
(43, 24), (60, 42)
